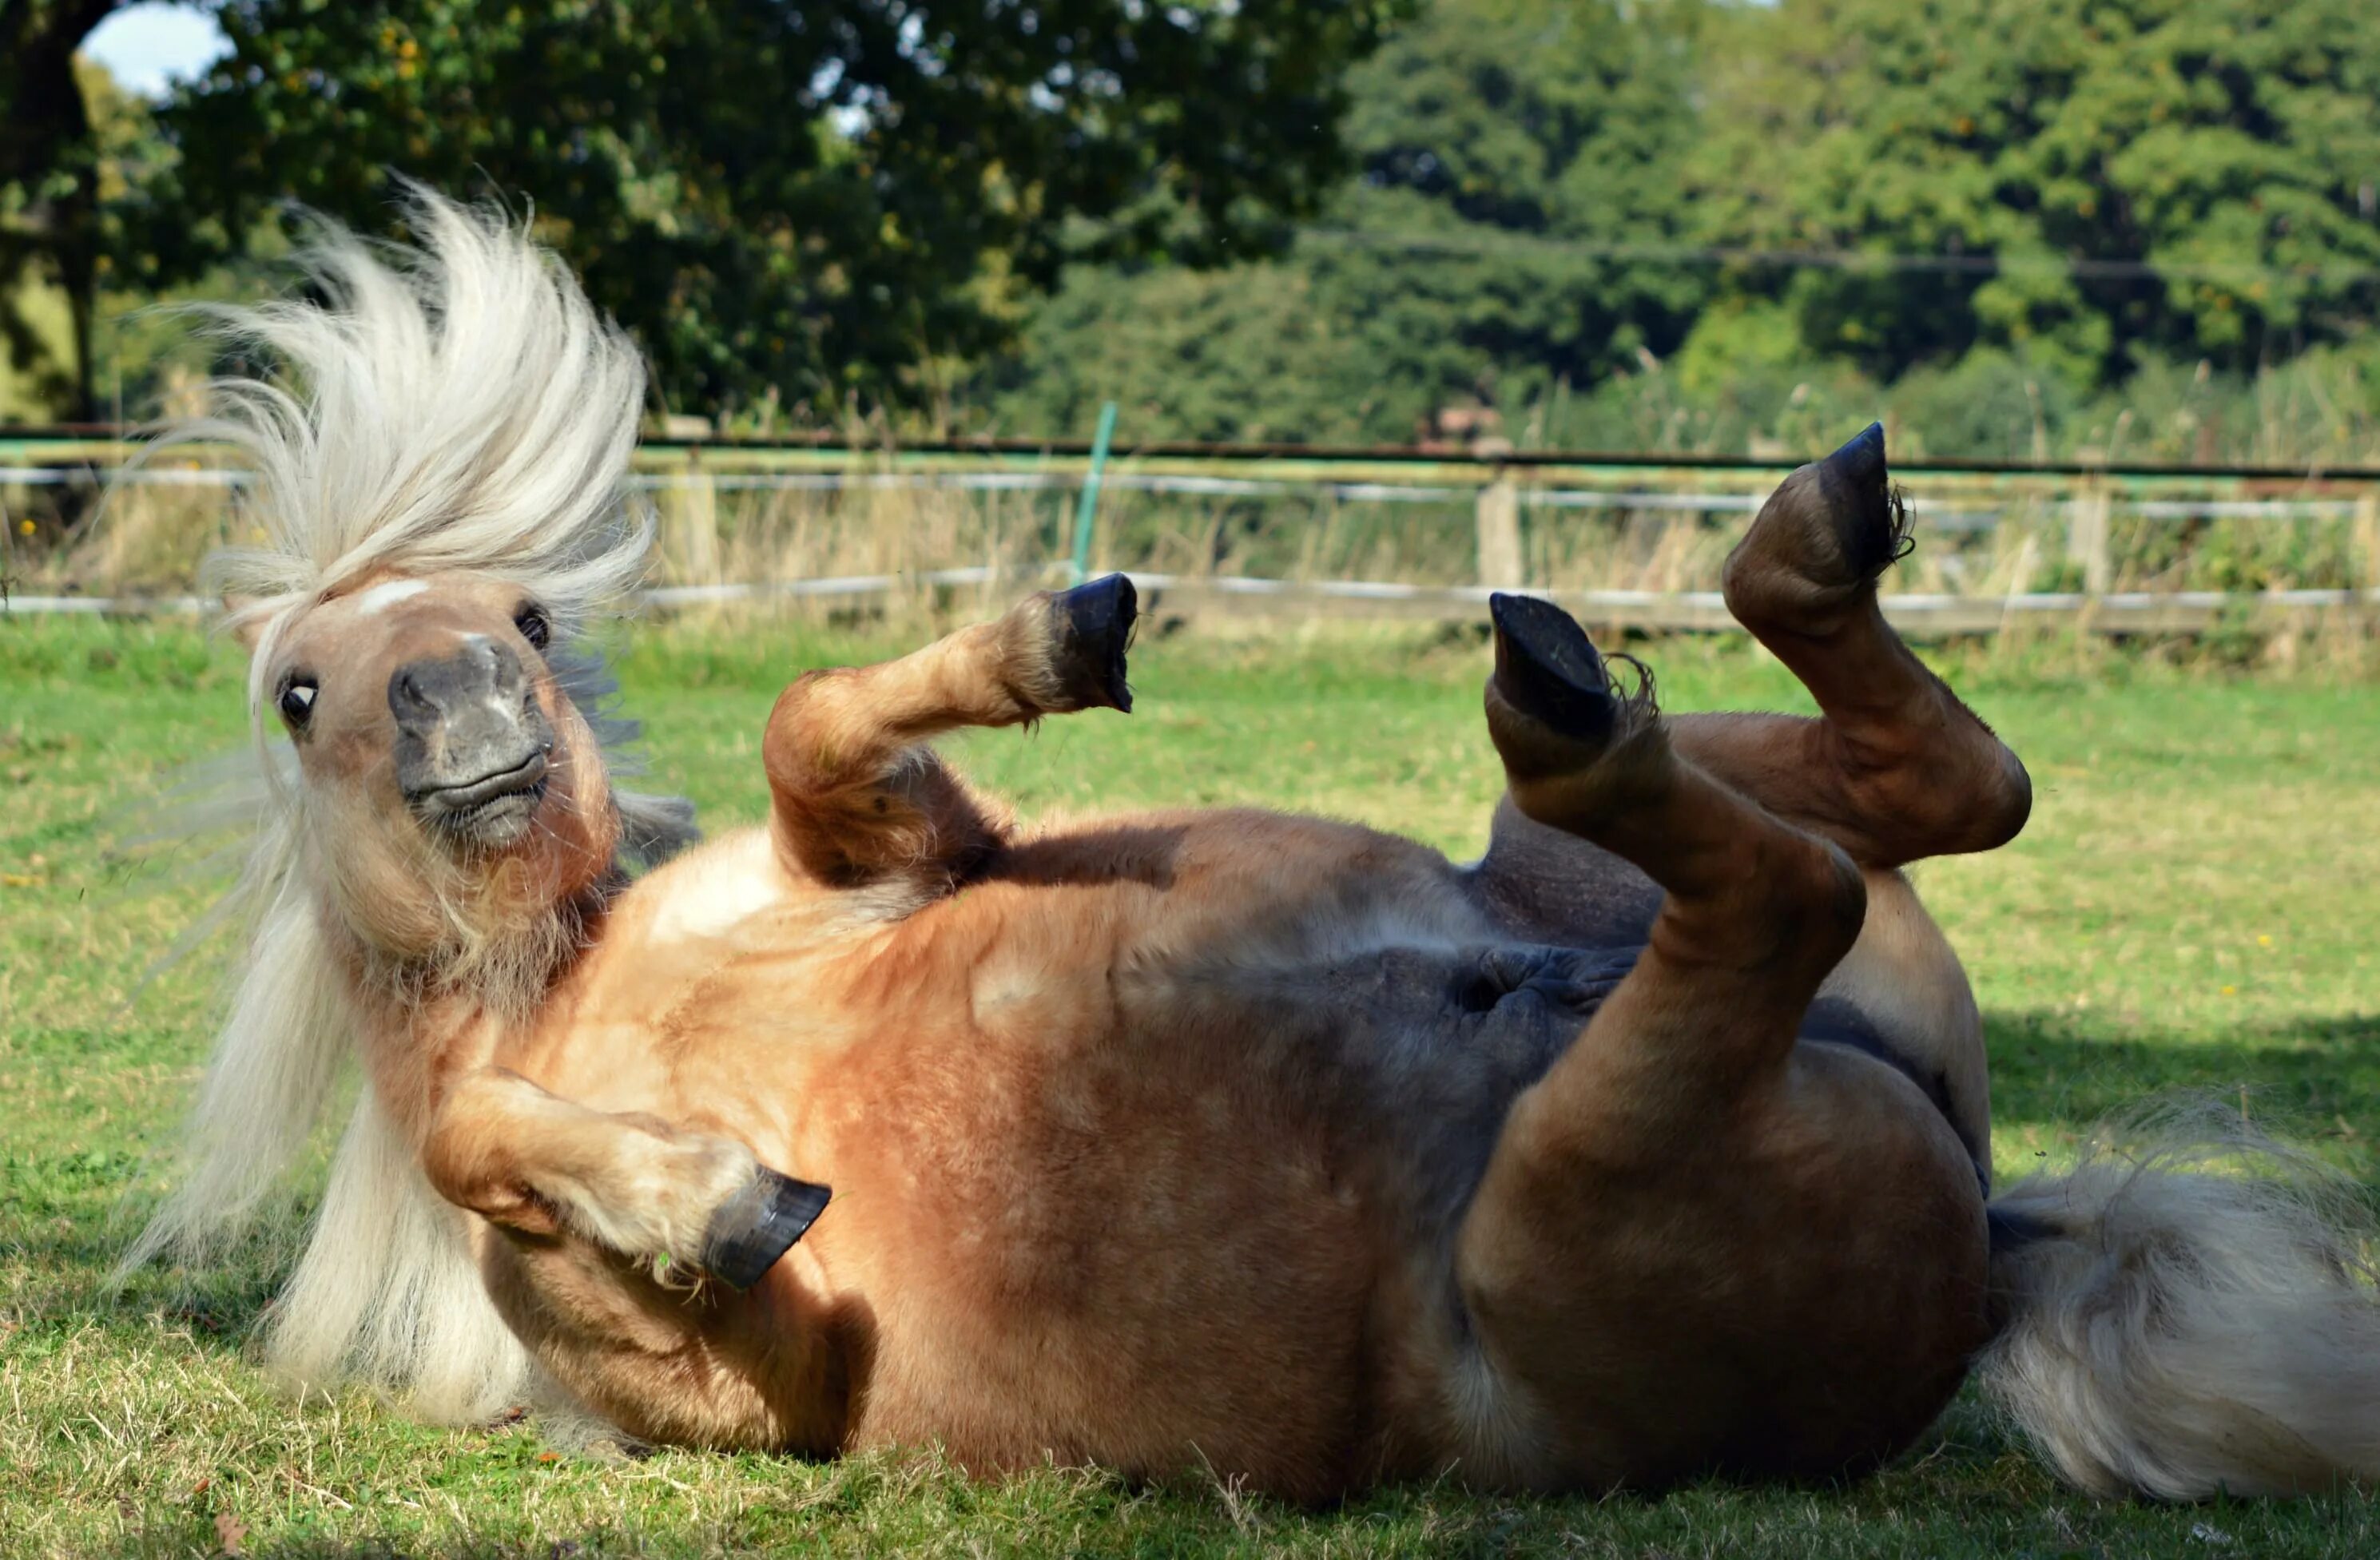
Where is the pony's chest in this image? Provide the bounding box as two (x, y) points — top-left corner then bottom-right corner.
(511, 832), (874, 1107)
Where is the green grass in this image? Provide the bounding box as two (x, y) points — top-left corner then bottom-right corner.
(4, 613), (2378, 1558)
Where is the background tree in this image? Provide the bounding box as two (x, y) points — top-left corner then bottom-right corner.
(985, 0), (1711, 442)
(10, 0), (2378, 454)
(2, 0), (127, 420)
(135, 0), (1405, 419)
(1687, 0), (2380, 385)
(991, 0), (2380, 453)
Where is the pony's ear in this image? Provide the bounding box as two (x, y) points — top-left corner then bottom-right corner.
(221, 596), (268, 653)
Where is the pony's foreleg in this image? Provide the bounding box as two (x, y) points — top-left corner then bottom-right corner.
(421, 1070), (828, 1289)
(1672, 423), (2031, 870)
(762, 574), (1135, 889)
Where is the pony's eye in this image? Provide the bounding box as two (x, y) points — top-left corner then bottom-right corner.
(277, 676), (318, 732)
(514, 603), (551, 651)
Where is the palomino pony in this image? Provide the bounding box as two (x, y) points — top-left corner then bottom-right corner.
(133, 197), (2380, 1503)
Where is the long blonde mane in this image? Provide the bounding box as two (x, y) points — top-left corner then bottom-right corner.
(122, 190), (691, 1421)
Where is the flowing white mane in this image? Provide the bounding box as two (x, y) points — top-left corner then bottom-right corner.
(198, 192), (651, 647)
(123, 191), (689, 1422)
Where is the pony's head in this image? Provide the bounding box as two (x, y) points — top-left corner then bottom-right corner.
(240, 568), (619, 969)
(189, 189), (694, 976)
(124, 189), (695, 1420)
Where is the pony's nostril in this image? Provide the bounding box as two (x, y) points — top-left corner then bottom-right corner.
(389, 643), (533, 737)
(389, 664), (445, 727)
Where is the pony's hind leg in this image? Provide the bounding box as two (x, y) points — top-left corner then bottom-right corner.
(1671, 423), (2031, 870)
(1483, 593), (1867, 1086)
(1450, 597), (1987, 1486)
(762, 574), (1135, 891)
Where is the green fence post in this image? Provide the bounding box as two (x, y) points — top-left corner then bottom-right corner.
(1069, 401), (1118, 584)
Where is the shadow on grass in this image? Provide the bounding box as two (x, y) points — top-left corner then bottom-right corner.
(1987, 1007), (2380, 1150)
(3, 1160), (295, 1342)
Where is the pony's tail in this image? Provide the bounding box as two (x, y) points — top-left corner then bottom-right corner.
(1977, 1109), (2380, 1498)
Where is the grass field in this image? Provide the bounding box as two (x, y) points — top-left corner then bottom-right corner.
(4, 609), (2378, 1558)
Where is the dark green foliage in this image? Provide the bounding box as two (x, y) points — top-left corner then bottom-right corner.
(981, 260), (1388, 443)
(985, 0), (2380, 455)
(987, 0), (1713, 443)
(1301, 0), (1711, 419)
(132, 0), (1403, 417)
(1, 1), (127, 420)
(1693, 0), (2380, 383)
(10, 0), (2380, 454)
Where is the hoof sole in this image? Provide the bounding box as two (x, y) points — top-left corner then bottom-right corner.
(700, 1168), (831, 1290)
(1051, 573), (1137, 713)
(1488, 593), (1616, 744)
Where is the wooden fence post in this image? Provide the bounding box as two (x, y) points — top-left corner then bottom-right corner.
(665, 447), (721, 590)
(2355, 489), (2380, 596)
(2067, 478), (2113, 595)
(1476, 468), (1524, 589)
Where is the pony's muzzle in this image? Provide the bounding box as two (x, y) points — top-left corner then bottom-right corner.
(391, 637), (555, 845)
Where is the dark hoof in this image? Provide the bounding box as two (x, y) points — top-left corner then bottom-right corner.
(700, 1168), (831, 1290)
(1051, 573), (1137, 713)
(1488, 593), (1617, 744)
(1822, 420), (1886, 494)
(1812, 421), (1910, 582)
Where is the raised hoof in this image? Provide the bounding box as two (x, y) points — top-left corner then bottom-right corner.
(1488, 593), (1619, 745)
(1049, 573), (1138, 713)
(1810, 421), (1909, 584)
(1825, 419), (1887, 494)
(700, 1167), (831, 1290)
(1724, 421), (1911, 630)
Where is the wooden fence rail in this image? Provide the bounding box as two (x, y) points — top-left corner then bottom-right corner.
(7, 435), (2380, 636)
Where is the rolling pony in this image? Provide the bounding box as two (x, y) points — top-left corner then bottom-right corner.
(131, 195), (2380, 1502)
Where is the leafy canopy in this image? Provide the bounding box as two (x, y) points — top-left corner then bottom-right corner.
(990, 0), (1711, 442)
(140, 0), (1405, 416)
(1693, 0), (2380, 384)
(989, 0), (2380, 447)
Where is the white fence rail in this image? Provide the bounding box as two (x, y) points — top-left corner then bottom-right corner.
(10, 571), (2379, 639)
(8, 457), (2366, 524)
(8, 447), (2380, 635)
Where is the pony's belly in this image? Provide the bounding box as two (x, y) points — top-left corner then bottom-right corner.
(511, 816), (1983, 1490)
(763, 932), (1624, 1487)
(1548, 1045), (1992, 1488)
(768, 986), (1375, 1490)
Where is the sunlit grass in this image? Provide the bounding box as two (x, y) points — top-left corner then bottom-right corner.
(4, 613), (2377, 1557)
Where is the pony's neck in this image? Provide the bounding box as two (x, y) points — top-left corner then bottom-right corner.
(379, 872), (613, 997)
(325, 869), (622, 1136)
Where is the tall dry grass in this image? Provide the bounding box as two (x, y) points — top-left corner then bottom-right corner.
(5, 461), (2375, 676)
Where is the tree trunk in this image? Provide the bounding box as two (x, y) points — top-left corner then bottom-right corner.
(0, 0), (125, 423)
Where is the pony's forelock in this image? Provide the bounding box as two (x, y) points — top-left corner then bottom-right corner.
(181, 186), (654, 636)
(183, 187), (662, 816)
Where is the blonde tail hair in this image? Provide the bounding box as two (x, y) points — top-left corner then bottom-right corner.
(1981, 1110), (2380, 1498)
